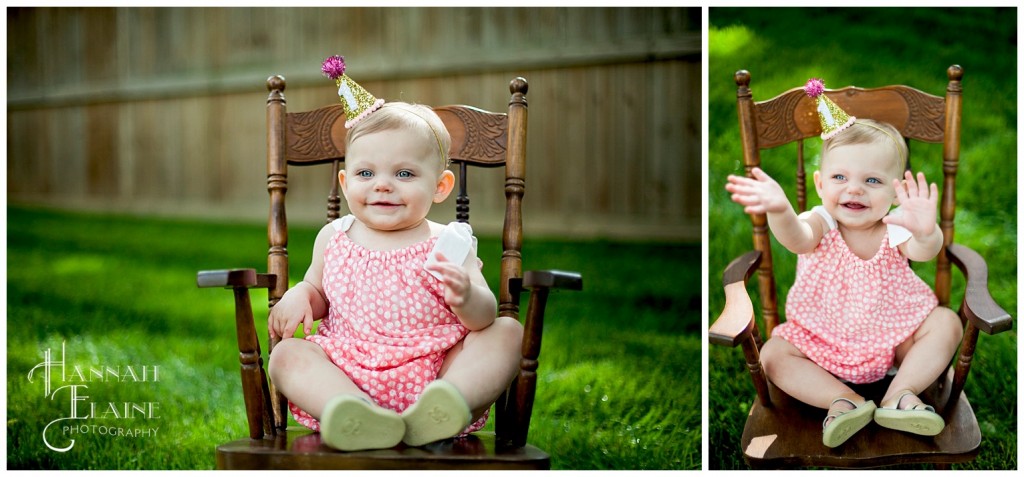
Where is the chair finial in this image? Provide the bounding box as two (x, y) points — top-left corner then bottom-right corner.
(510, 77), (528, 96)
(735, 70), (751, 87)
(947, 64), (963, 81)
(267, 75), (286, 92)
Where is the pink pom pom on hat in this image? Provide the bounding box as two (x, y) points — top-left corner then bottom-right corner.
(804, 77), (855, 140)
(321, 55), (385, 128)
(803, 77), (825, 98)
(321, 54), (346, 79)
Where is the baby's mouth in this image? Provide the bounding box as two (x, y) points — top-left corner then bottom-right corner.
(841, 201), (867, 211)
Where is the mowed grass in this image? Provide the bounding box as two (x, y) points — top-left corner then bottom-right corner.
(5, 205), (700, 470)
(708, 7), (1017, 470)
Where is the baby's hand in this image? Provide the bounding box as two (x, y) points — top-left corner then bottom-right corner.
(883, 170), (938, 238)
(725, 167), (791, 215)
(268, 284), (315, 340)
(424, 252), (472, 307)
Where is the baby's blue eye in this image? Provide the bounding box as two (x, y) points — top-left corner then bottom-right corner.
(356, 170), (373, 178)
(397, 170), (414, 179)
(832, 174), (846, 181)
(866, 177), (882, 184)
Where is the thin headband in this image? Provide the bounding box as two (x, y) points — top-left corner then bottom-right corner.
(854, 121), (906, 163)
(387, 104), (449, 170)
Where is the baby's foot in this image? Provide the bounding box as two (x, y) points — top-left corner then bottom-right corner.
(320, 395), (405, 451)
(874, 390), (945, 436)
(822, 399), (855, 428)
(882, 392), (923, 410)
(822, 396), (876, 448)
(401, 380), (472, 447)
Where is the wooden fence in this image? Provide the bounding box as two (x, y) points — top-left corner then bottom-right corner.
(7, 7), (701, 241)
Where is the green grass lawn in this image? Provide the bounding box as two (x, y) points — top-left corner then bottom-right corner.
(5, 205), (700, 470)
(708, 7), (1017, 470)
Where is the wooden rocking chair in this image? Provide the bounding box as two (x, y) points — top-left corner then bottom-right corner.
(198, 75), (581, 469)
(710, 66), (1013, 469)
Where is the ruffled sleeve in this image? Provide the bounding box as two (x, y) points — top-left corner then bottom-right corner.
(330, 214), (356, 232)
(810, 205), (838, 231)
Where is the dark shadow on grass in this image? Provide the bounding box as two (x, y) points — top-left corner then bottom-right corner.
(8, 206), (269, 272)
(7, 288), (223, 340)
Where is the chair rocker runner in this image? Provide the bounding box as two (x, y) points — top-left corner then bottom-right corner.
(710, 66), (1012, 469)
(198, 75), (581, 469)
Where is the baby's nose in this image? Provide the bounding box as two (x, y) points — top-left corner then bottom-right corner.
(373, 177), (394, 191)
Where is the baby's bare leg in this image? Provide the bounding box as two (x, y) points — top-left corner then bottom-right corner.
(884, 306), (962, 407)
(437, 316), (524, 420)
(760, 337), (861, 409)
(267, 338), (370, 420)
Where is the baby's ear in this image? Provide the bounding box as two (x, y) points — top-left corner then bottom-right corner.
(434, 170), (455, 203)
(338, 169), (349, 199)
(812, 170), (823, 197)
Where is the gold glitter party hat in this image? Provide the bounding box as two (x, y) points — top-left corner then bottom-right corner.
(321, 55), (384, 128)
(804, 78), (856, 140)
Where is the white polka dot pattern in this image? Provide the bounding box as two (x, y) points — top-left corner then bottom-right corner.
(774, 228), (938, 384)
(289, 228), (487, 434)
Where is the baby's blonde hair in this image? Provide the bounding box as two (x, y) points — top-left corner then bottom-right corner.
(822, 119), (908, 173)
(346, 102), (451, 172)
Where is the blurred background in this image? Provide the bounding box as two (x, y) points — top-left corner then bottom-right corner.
(7, 7), (700, 241)
(708, 7), (1017, 470)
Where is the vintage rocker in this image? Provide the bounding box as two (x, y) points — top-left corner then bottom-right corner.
(710, 66), (1012, 469)
(198, 75), (581, 469)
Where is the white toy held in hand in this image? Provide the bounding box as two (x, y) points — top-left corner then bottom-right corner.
(425, 222), (475, 280)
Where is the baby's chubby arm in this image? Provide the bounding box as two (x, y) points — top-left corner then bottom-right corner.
(424, 249), (497, 331)
(726, 167), (825, 254)
(885, 170), (944, 262)
(268, 224), (333, 339)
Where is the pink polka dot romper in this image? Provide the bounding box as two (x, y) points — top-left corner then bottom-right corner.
(289, 215), (488, 434)
(773, 206), (939, 384)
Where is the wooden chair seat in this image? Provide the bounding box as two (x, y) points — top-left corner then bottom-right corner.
(216, 431), (549, 470)
(740, 374), (979, 469)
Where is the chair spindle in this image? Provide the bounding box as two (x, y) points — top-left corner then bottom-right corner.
(327, 160), (342, 222)
(796, 139), (806, 213)
(457, 161), (469, 223)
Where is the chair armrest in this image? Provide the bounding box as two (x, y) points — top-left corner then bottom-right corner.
(197, 269), (276, 290)
(710, 250), (773, 407)
(709, 251), (762, 347)
(504, 269), (581, 448)
(522, 270), (583, 291)
(946, 244), (1013, 334)
(196, 267), (278, 439)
